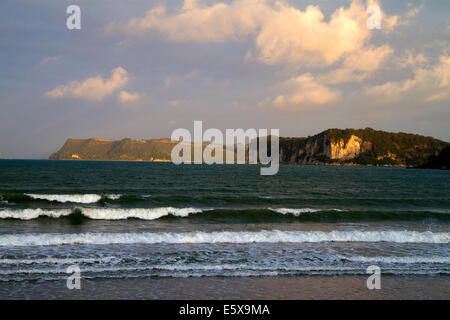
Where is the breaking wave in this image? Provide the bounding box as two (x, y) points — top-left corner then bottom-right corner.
(268, 208), (344, 215)
(337, 255), (450, 264)
(0, 208), (73, 220)
(24, 194), (121, 204)
(0, 207), (203, 220)
(2, 264), (448, 276)
(0, 230), (448, 246)
(0, 256), (117, 265)
(0, 207), (448, 222)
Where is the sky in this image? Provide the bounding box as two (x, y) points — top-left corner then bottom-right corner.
(0, 0), (449, 159)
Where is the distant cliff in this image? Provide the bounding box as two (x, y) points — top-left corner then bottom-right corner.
(49, 138), (176, 161)
(49, 138), (231, 162)
(279, 128), (448, 167)
(50, 128), (448, 167)
(416, 146), (450, 170)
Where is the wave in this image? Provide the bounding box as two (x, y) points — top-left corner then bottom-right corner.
(268, 208), (344, 215)
(337, 255), (450, 264)
(0, 208), (73, 220)
(0, 230), (448, 246)
(4, 255), (447, 267)
(0, 207), (448, 222)
(0, 256), (117, 265)
(0, 207), (203, 220)
(24, 194), (121, 204)
(1, 263), (448, 280)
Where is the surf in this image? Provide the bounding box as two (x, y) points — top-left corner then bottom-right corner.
(0, 229), (448, 246)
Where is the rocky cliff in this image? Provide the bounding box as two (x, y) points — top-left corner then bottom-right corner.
(49, 138), (177, 161)
(50, 128), (448, 167)
(279, 128), (448, 167)
(417, 146), (450, 170)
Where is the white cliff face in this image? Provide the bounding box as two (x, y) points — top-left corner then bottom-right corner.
(330, 135), (362, 160)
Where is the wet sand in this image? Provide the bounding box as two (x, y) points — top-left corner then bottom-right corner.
(2, 276), (449, 299)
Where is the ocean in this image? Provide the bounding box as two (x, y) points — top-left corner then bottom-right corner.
(0, 160), (449, 299)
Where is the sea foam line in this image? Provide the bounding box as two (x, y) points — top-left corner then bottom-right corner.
(0, 207), (203, 220)
(338, 255), (450, 264)
(0, 256), (117, 265)
(0, 230), (448, 246)
(1, 264), (448, 277)
(0, 207), (339, 220)
(268, 208), (344, 215)
(0, 208), (73, 220)
(81, 207), (202, 220)
(0, 207), (448, 221)
(24, 194), (121, 204)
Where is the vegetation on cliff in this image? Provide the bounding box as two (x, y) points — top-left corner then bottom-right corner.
(50, 128), (448, 167)
(49, 138), (176, 161)
(416, 146), (450, 170)
(279, 128), (447, 166)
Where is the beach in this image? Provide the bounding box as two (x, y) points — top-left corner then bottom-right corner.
(0, 160), (449, 299)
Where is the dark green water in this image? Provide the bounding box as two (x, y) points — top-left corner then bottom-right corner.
(0, 160), (449, 298)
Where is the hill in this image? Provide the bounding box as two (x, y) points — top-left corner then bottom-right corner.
(279, 128), (448, 167)
(49, 138), (176, 161)
(416, 146), (450, 170)
(49, 128), (449, 167)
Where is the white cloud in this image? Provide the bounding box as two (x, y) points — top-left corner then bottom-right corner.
(107, 0), (401, 112)
(119, 90), (141, 104)
(46, 67), (129, 101)
(365, 55), (450, 102)
(273, 73), (341, 109)
(107, 0), (397, 68)
(318, 45), (393, 84)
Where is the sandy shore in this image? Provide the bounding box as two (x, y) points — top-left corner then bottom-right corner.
(2, 276), (449, 300)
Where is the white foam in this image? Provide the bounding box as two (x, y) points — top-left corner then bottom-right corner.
(0, 256), (116, 265)
(105, 194), (121, 200)
(269, 208), (343, 215)
(0, 263), (250, 275)
(24, 194), (121, 203)
(1, 263), (448, 277)
(81, 207), (202, 220)
(0, 207), (203, 220)
(0, 230), (448, 246)
(0, 208), (73, 220)
(338, 255), (450, 264)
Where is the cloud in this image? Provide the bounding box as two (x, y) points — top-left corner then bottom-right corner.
(365, 55), (450, 102)
(37, 56), (61, 67)
(107, 0), (397, 68)
(395, 50), (428, 69)
(119, 90), (140, 104)
(266, 44), (392, 109)
(164, 71), (198, 88)
(398, 3), (424, 26)
(273, 73), (341, 109)
(106, 0), (270, 42)
(45, 67), (129, 101)
(318, 45), (393, 84)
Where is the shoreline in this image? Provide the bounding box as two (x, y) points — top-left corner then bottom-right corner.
(1, 275), (448, 300)
(2, 158), (414, 168)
